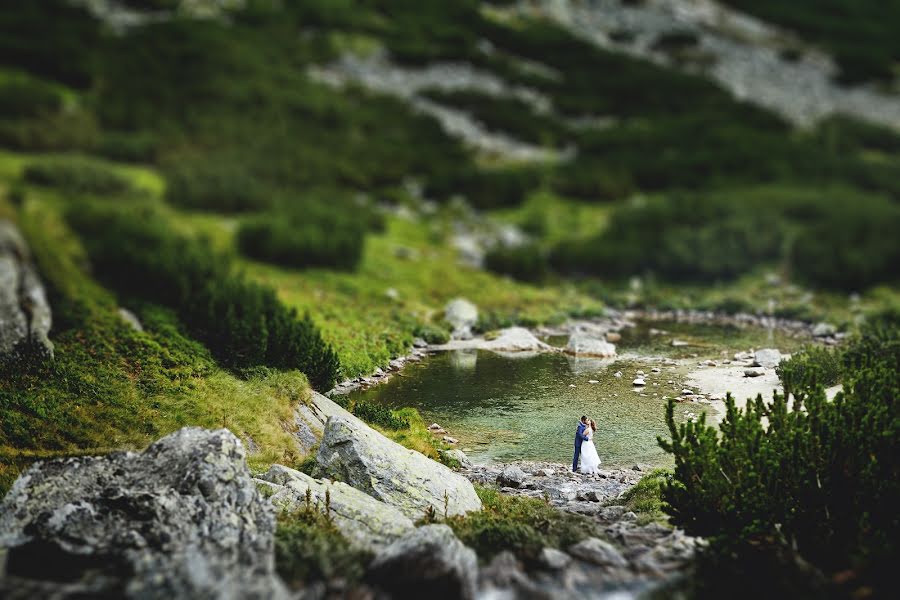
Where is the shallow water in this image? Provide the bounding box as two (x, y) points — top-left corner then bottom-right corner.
(347, 321), (807, 467)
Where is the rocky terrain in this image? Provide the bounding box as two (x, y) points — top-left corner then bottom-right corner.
(0, 220), (53, 364)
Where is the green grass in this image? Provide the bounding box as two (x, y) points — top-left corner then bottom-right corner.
(614, 469), (671, 526)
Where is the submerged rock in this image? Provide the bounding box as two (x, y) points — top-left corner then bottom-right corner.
(366, 524), (478, 600)
(0, 427), (287, 599)
(445, 298), (478, 340)
(256, 465), (414, 552)
(564, 333), (617, 357)
(317, 416), (482, 520)
(0, 220), (53, 363)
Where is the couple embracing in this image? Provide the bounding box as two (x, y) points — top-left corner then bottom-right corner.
(573, 415), (601, 474)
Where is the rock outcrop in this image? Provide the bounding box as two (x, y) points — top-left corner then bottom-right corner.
(294, 391), (356, 452)
(0, 427), (287, 599)
(255, 464), (414, 552)
(564, 333), (617, 357)
(317, 416), (482, 520)
(0, 220), (53, 363)
(445, 298), (478, 340)
(366, 524), (478, 600)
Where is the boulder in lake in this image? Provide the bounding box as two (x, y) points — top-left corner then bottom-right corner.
(256, 464), (414, 552)
(564, 333), (616, 357)
(482, 327), (553, 353)
(317, 416), (482, 520)
(445, 298), (478, 340)
(753, 348), (782, 369)
(0, 220), (53, 364)
(366, 524), (478, 600)
(0, 427), (288, 599)
(497, 465), (527, 488)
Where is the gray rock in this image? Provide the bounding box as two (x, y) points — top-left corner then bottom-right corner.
(0, 220), (53, 363)
(0, 427), (288, 599)
(744, 368), (766, 378)
(440, 448), (473, 469)
(497, 465), (528, 488)
(366, 524), (478, 600)
(539, 547), (572, 571)
(569, 537), (628, 568)
(117, 307), (144, 332)
(317, 416), (482, 520)
(812, 322), (836, 337)
(564, 333), (617, 357)
(256, 465), (414, 552)
(294, 391), (356, 453)
(753, 348), (782, 368)
(632, 378), (646, 386)
(445, 298), (478, 340)
(482, 327), (553, 352)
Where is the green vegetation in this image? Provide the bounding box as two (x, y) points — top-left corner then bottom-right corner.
(614, 469), (670, 526)
(721, 0), (900, 84)
(447, 486), (595, 563)
(67, 203), (340, 389)
(658, 319), (899, 596)
(776, 345), (842, 397)
(275, 503), (371, 588)
(349, 400), (411, 430)
(23, 155), (135, 195)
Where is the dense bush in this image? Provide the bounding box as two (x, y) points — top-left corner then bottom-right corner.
(351, 400), (410, 430)
(0, 78), (62, 118)
(165, 160), (271, 212)
(412, 324), (451, 345)
(22, 157), (135, 196)
(448, 486), (594, 563)
(67, 205), (340, 389)
(237, 199), (368, 270)
(484, 243), (550, 283)
(776, 345), (842, 396)
(426, 166), (543, 210)
(658, 321), (899, 595)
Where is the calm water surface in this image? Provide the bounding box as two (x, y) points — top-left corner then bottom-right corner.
(348, 321), (805, 466)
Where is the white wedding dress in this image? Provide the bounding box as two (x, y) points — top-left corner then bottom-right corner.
(579, 430), (602, 474)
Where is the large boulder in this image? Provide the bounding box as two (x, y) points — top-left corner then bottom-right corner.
(0, 427), (287, 599)
(569, 537), (628, 568)
(753, 348), (783, 369)
(0, 220), (53, 363)
(366, 524), (478, 600)
(294, 391), (356, 453)
(564, 333), (616, 358)
(482, 327), (553, 353)
(445, 298), (478, 340)
(256, 464), (414, 552)
(317, 416), (482, 520)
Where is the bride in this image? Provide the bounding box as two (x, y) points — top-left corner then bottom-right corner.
(579, 419), (602, 475)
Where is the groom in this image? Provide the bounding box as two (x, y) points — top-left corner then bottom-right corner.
(572, 415), (589, 472)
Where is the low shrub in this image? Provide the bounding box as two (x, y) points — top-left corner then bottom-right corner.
(23, 156), (134, 195)
(413, 324), (450, 345)
(447, 486), (595, 563)
(275, 506), (371, 588)
(237, 202), (367, 271)
(351, 400), (410, 430)
(484, 243), (550, 283)
(615, 469), (670, 525)
(0, 78), (62, 118)
(658, 321), (899, 595)
(165, 160), (271, 212)
(776, 345), (842, 396)
(66, 204), (340, 389)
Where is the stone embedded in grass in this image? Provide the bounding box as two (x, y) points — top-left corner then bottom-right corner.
(317, 415), (482, 519)
(633, 378), (646, 386)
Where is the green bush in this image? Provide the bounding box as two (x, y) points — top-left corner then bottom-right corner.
(776, 345), (842, 396)
(351, 400), (410, 430)
(658, 322), (899, 595)
(165, 160), (271, 212)
(67, 205), (340, 389)
(412, 324), (450, 345)
(23, 156), (134, 196)
(0, 78), (62, 118)
(447, 486), (595, 563)
(237, 200), (367, 271)
(484, 243), (550, 283)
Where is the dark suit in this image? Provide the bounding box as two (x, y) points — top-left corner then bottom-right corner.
(573, 421), (589, 472)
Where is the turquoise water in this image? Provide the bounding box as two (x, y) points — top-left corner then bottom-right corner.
(347, 321), (805, 466)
